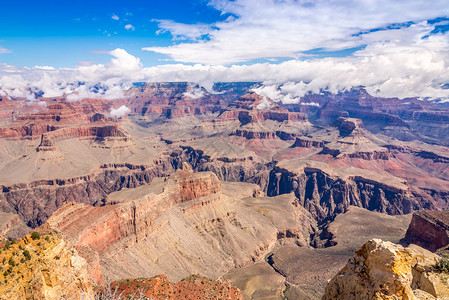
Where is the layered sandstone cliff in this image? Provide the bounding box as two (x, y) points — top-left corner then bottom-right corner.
(44, 166), (316, 285)
(405, 210), (449, 252)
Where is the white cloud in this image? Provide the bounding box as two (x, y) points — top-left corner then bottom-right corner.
(0, 46), (11, 54)
(143, 0), (449, 65)
(124, 24), (135, 31)
(110, 105), (131, 118)
(1, 30), (449, 104)
(183, 83), (206, 99)
(154, 19), (212, 41)
(300, 102), (320, 107)
(33, 66), (55, 70)
(112, 14), (119, 21)
(0, 49), (142, 101)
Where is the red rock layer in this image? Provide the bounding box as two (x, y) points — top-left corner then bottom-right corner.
(404, 210), (449, 252)
(107, 275), (242, 300)
(125, 82), (234, 118)
(46, 170), (222, 255)
(231, 129), (277, 139)
(218, 93), (308, 124)
(0, 124), (58, 138)
(291, 137), (325, 148)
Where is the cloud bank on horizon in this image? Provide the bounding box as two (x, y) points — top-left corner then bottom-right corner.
(1, 0), (449, 102)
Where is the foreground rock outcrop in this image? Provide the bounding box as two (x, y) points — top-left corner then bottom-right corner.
(0, 232), (94, 299)
(323, 239), (449, 300)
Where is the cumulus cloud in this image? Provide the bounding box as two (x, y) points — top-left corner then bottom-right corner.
(112, 14), (119, 21)
(110, 105), (131, 118)
(124, 24), (135, 31)
(143, 0), (449, 65)
(0, 49), (142, 101)
(183, 83), (206, 99)
(1, 23), (449, 104)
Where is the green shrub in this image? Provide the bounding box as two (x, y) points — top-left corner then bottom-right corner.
(31, 232), (40, 240)
(8, 257), (15, 267)
(23, 250), (31, 260)
(434, 253), (449, 273)
(3, 240), (11, 249)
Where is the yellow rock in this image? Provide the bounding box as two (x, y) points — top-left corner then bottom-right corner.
(0, 232), (94, 300)
(323, 239), (449, 300)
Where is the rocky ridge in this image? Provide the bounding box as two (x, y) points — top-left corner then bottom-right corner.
(0, 83), (448, 299)
(405, 210), (449, 252)
(44, 165), (316, 285)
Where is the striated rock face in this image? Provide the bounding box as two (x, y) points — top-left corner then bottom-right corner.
(0, 232), (94, 299)
(224, 92), (308, 124)
(405, 210), (449, 252)
(266, 163), (426, 222)
(231, 129), (277, 139)
(44, 168), (316, 285)
(164, 163), (222, 204)
(333, 117), (365, 137)
(39, 125), (129, 142)
(0, 161), (176, 227)
(16, 103), (86, 124)
(125, 82), (251, 118)
(45, 168), (222, 255)
(0, 99), (115, 139)
(291, 137), (325, 148)
(323, 239), (449, 300)
(0, 124), (59, 139)
(298, 88), (449, 146)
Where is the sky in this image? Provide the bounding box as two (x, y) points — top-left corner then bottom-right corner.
(1, 0), (449, 102)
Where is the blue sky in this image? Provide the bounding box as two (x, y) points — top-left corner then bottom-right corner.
(1, 0), (449, 101)
(0, 0), (226, 67)
(1, 0), (447, 67)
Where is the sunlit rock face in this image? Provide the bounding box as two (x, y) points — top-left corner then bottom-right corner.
(323, 239), (449, 300)
(0, 233), (94, 299)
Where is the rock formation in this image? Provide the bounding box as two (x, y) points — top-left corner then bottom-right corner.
(0, 232), (94, 299)
(323, 239), (449, 300)
(44, 168), (316, 285)
(0, 212), (30, 240)
(405, 210), (449, 252)
(104, 275), (242, 300)
(0, 83), (448, 299)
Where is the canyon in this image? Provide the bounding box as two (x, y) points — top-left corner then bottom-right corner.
(0, 82), (448, 299)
